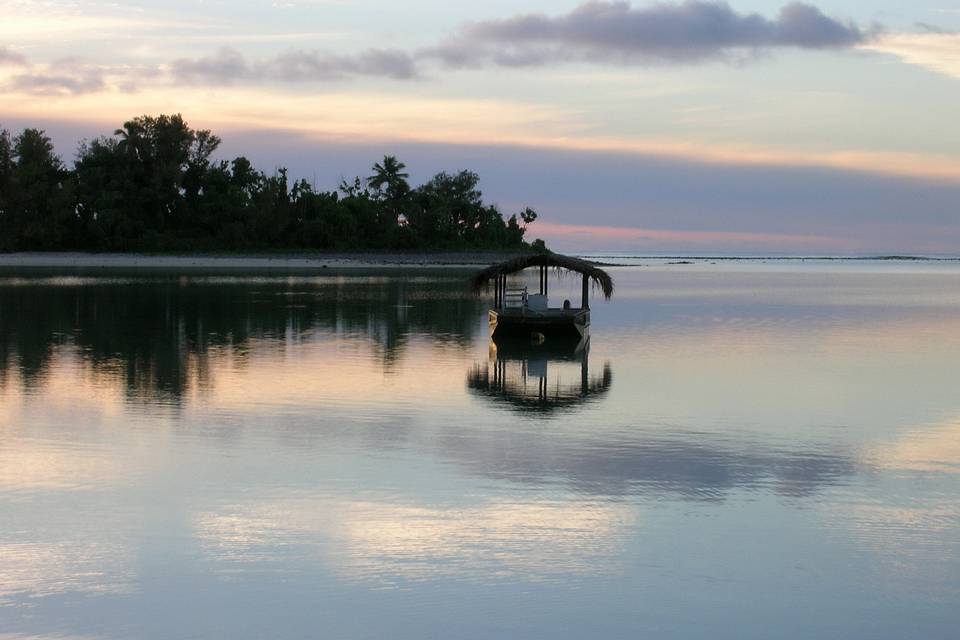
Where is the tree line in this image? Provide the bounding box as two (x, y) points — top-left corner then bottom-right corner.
(0, 114), (545, 252)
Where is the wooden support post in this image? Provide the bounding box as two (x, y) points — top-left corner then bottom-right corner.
(582, 273), (590, 310)
(544, 268), (548, 299)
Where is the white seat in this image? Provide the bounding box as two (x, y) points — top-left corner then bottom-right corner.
(526, 294), (548, 311)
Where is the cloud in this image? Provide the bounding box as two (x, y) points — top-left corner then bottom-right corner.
(0, 45), (27, 66)
(864, 33), (960, 79)
(170, 46), (418, 84)
(532, 221), (849, 252)
(425, 1), (870, 67)
(0, 3), (880, 95)
(160, 3), (876, 86)
(5, 57), (109, 95)
(915, 22), (956, 35)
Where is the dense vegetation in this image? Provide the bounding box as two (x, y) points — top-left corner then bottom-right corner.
(0, 114), (544, 252)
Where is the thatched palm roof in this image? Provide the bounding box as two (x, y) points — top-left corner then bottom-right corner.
(470, 253), (614, 299)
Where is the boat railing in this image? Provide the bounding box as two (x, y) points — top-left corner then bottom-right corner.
(504, 286), (528, 309)
(501, 288), (590, 317)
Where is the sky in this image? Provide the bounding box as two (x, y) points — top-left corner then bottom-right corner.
(1, 0), (959, 254)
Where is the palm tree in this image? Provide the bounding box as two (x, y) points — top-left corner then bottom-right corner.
(114, 119), (153, 167)
(366, 155), (409, 194)
(366, 155), (410, 227)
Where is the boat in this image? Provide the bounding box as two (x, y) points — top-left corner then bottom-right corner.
(470, 253), (614, 340)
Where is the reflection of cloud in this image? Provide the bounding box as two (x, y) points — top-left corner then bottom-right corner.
(822, 501), (960, 593)
(196, 497), (635, 584)
(0, 540), (132, 603)
(822, 416), (960, 588)
(0, 355), (143, 493)
(436, 430), (856, 499)
(333, 499), (633, 583)
(869, 418), (960, 474)
(202, 340), (470, 412)
(0, 636), (93, 640)
(0, 445), (118, 493)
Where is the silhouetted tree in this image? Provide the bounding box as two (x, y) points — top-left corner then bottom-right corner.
(3, 129), (73, 249)
(0, 115), (546, 253)
(0, 128), (14, 250)
(367, 155), (411, 228)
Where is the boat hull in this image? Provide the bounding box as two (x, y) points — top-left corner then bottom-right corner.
(489, 308), (589, 340)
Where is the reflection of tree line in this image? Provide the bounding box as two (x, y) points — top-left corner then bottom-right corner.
(0, 274), (485, 400)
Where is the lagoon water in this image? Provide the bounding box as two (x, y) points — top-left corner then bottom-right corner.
(1, 260), (959, 639)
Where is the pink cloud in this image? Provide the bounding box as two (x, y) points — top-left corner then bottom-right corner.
(532, 221), (854, 253)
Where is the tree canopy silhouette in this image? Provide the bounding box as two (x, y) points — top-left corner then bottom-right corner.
(0, 115), (545, 252)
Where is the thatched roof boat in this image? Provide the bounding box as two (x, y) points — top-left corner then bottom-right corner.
(471, 253), (614, 339)
(470, 253), (614, 300)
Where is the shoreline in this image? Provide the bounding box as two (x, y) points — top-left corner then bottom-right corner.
(2, 252), (958, 270)
(0, 252), (531, 270)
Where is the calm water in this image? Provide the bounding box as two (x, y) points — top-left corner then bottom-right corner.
(1, 260), (959, 639)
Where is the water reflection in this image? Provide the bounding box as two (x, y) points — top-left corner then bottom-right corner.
(0, 272), (484, 401)
(2, 265), (960, 639)
(467, 337), (612, 414)
(435, 427), (856, 499)
(195, 497), (635, 585)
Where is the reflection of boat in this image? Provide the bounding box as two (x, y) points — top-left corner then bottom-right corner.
(471, 254), (614, 340)
(467, 335), (612, 414)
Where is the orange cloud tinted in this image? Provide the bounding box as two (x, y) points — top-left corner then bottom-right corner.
(3, 84), (960, 183)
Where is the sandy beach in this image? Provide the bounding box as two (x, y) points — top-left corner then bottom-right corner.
(0, 252), (529, 269)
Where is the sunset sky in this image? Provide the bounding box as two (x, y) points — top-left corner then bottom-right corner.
(2, 0), (959, 254)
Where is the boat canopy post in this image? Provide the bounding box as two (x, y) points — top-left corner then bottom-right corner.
(581, 273), (589, 310)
